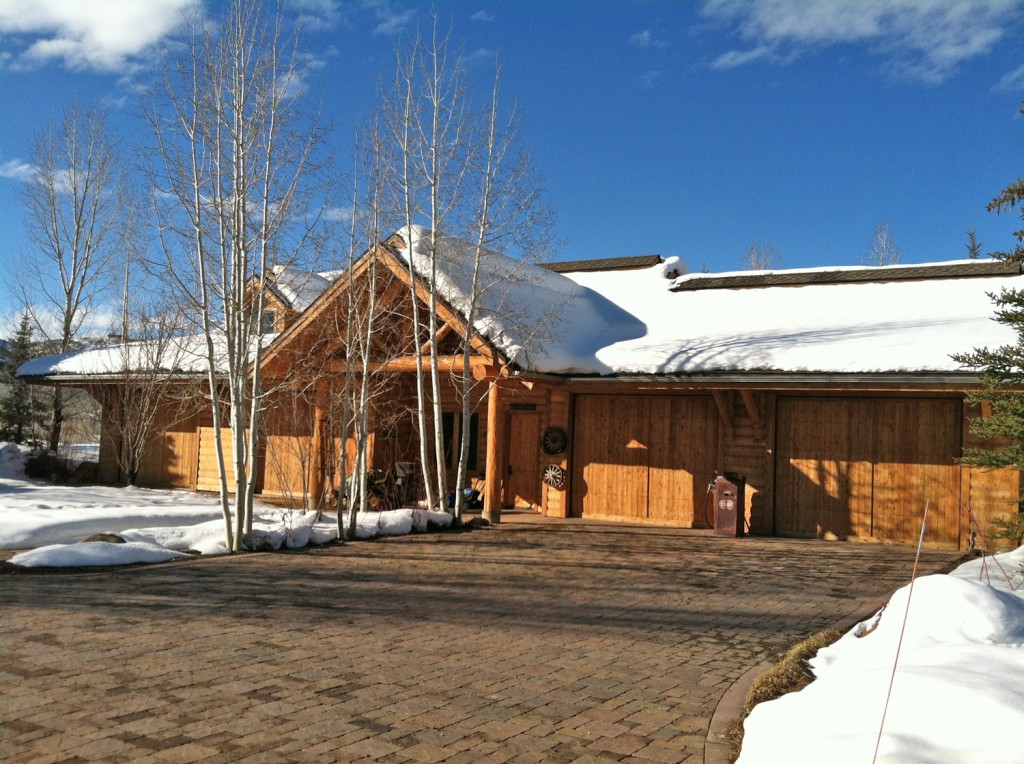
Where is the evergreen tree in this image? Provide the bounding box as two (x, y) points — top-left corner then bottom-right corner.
(966, 226), (982, 259)
(953, 138), (1024, 539)
(0, 313), (43, 444)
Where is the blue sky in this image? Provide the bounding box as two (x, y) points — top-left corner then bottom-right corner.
(2, 0), (1024, 323)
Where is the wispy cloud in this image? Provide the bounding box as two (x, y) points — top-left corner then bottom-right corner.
(0, 159), (37, 181)
(994, 62), (1024, 92)
(629, 30), (667, 49)
(471, 10), (495, 23)
(703, 0), (1022, 84)
(367, 1), (416, 37)
(459, 48), (494, 69)
(639, 70), (661, 89)
(0, 0), (194, 73)
(297, 0), (343, 31)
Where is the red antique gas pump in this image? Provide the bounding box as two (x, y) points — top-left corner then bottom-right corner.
(714, 472), (746, 537)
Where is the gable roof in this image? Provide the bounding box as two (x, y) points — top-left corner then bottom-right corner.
(265, 265), (341, 311)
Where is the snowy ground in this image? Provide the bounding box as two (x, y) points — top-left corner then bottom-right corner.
(739, 543), (1024, 764)
(0, 442), (451, 567)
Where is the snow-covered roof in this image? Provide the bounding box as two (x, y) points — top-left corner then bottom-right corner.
(560, 259), (1020, 376)
(16, 332), (277, 380)
(395, 225), (645, 374)
(268, 265), (339, 312)
(21, 225), (1020, 381)
(400, 225), (1018, 377)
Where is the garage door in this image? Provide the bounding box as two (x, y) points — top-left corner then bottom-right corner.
(571, 395), (717, 525)
(775, 397), (961, 545)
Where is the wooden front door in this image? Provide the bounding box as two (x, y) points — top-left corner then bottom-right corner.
(505, 412), (540, 509)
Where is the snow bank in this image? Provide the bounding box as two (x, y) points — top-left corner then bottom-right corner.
(0, 457), (459, 568)
(8, 541), (192, 568)
(0, 484), (228, 550)
(0, 442), (30, 478)
(738, 559), (1024, 764)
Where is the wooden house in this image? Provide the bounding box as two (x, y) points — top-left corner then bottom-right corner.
(19, 227), (1024, 550)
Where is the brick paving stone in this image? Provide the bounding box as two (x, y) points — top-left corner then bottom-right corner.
(0, 522), (961, 763)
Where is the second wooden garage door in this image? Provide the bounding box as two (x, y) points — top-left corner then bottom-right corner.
(775, 397), (962, 545)
(571, 395), (717, 525)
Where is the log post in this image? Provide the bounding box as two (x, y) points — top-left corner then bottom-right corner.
(308, 385), (327, 510)
(483, 380), (504, 524)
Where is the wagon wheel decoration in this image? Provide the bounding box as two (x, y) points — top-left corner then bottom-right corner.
(541, 427), (568, 455)
(543, 464), (567, 489)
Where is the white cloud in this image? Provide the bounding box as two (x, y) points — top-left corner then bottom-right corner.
(0, 159), (37, 181)
(459, 48), (494, 69)
(297, 0), (343, 31)
(703, 0), (1022, 83)
(711, 44), (777, 69)
(471, 10), (494, 22)
(639, 70), (661, 89)
(370, 4), (416, 36)
(995, 62), (1024, 92)
(629, 30), (667, 49)
(0, 0), (195, 73)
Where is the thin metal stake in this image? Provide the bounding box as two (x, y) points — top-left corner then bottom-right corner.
(872, 499), (929, 764)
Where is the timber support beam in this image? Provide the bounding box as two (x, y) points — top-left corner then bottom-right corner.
(483, 380), (504, 524)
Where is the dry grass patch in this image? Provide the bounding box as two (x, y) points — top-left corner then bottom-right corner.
(729, 628), (842, 757)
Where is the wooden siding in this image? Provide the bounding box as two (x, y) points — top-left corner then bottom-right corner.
(262, 395), (314, 503)
(775, 397), (962, 546)
(136, 412), (200, 489)
(962, 402), (1023, 551)
(196, 425), (239, 493)
(571, 395), (717, 524)
(717, 391), (775, 534)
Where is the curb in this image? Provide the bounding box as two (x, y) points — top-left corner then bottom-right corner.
(703, 553), (972, 763)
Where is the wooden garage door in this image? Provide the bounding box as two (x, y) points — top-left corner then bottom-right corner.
(571, 395), (717, 525)
(775, 397), (961, 545)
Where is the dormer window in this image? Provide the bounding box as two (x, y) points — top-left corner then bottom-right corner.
(258, 310), (277, 335)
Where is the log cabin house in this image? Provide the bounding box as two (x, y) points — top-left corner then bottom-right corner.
(19, 226), (1024, 550)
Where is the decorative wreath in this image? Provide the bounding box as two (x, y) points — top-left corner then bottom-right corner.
(541, 427), (568, 455)
(543, 464), (567, 489)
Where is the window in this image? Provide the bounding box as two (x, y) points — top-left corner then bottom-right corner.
(442, 411), (479, 471)
(258, 310), (277, 335)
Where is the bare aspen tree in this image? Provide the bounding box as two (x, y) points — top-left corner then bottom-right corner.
(17, 102), (137, 452)
(383, 25), (557, 518)
(450, 60), (555, 519)
(864, 222), (901, 266)
(144, 0), (327, 550)
(107, 299), (194, 486)
(742, 242), (779, 270)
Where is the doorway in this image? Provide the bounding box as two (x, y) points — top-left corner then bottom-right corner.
(504, 412), (540, 509)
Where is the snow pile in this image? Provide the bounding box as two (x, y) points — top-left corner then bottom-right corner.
(0, 482), (229, 550)
(0, 456), (458, 567)
(10, 541), (192, 568)
(738, 551), (1024, 764)
(0, 442), (31, 478)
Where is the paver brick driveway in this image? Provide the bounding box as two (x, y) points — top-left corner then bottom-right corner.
(1, 520), (963, 763)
